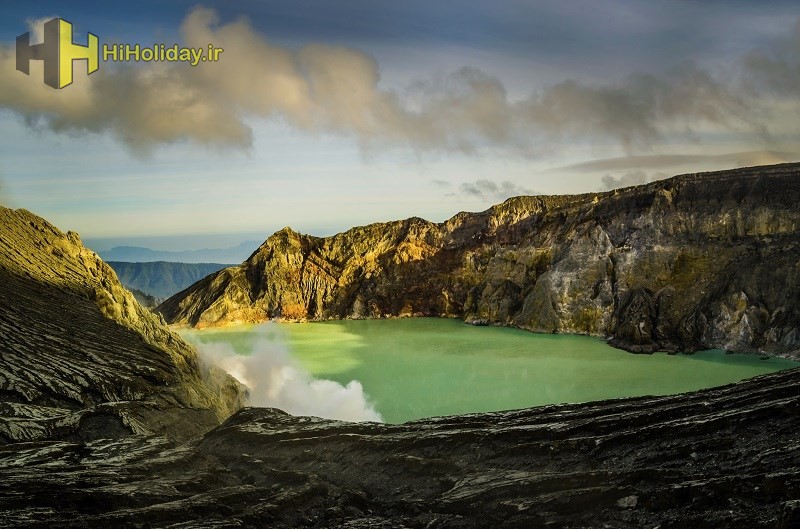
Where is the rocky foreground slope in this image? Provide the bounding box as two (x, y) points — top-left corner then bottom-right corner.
(2, 368), (800, 528)
(0, 207), (245, 443)
(158, 163), (800, 358)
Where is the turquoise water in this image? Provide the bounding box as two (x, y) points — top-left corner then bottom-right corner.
(185, 318), (798, 423)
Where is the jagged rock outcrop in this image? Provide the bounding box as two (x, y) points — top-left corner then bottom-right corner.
(0, 207), (246, 443)
(2, 367), (799, 528)
(129, 287), (161, 308)
(159, 163), (800, 358)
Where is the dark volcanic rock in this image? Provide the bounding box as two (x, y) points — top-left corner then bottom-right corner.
(1, 367), (799, 528)
(158, 163), (800, 358)
(0, 207), (246, 443)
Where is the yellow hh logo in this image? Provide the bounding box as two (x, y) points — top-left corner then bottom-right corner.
(16, 18), (98, 89)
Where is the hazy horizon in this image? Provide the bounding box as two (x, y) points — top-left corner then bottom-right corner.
(84, 232), (269, 253)
(11, 151), (800, 252)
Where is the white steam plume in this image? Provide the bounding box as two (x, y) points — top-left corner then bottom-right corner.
(186, 326), (382, 423)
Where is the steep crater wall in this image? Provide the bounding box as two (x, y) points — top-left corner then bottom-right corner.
(158, 163), (800, 358)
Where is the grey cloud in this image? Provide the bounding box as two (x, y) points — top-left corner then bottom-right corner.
(431, 179), (451, 188)
(560, 150), (800, 173)
(459, 179), (533, 200)
(531, 59), (775, 151)
(741, 19), (800, 96)
(0, 8), (797, 155)
(562, 154), (707, 173)
(600, 170), (669, 190)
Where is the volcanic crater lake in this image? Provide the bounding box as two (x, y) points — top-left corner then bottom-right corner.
(185, 318), (798, 423)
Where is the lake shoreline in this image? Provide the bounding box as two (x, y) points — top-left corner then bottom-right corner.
(181, 318), (799, 424)
(170, 312), (797, 360)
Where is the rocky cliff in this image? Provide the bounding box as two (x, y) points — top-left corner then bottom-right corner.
(0, 207), (246, 443)
(158, 163), (800, 358)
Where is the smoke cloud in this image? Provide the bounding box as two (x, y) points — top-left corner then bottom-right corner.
(0, 8), (797, 154)
(186, 327), (383, 423)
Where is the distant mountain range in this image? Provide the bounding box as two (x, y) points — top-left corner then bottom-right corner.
(98, 240), (260, 264)
(107, 261), (230, 299)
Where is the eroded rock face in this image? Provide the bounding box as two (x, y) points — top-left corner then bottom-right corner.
(158, 163), (800, 358)
(0, 207), (246, 443)
(1, 367), (799, 528)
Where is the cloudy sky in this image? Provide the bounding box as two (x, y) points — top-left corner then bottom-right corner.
(0, 0), (799, 249)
